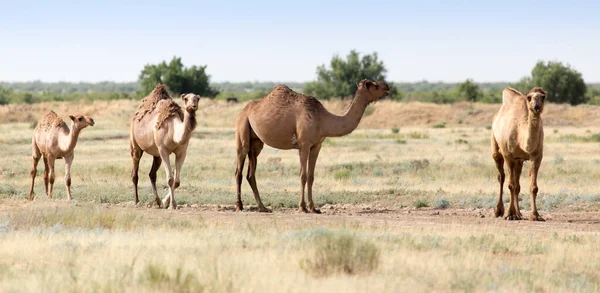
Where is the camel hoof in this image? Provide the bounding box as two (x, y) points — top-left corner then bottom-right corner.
(309, 208), (322, 214)
(494, 207), (504, 218)
(258, 207), (272, 213)
(529, 214), (545, 222)
(297, 206), (309, 213)
(235, 202), (243, 212)
(504, 214), (522, 221)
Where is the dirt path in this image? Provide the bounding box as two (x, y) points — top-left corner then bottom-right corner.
(3, 199), (599, 234)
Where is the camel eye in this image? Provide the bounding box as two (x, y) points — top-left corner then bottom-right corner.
(527, 96), (531, 102)
(78, 117), (83, 121)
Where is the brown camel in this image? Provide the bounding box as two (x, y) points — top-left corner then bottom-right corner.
(28, 111), (95, 200)
(491, 87), (547, 221)
(130, 84), (199, 209)
(235, 79), (390, 213)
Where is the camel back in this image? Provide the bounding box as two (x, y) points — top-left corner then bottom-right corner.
(37, 111), (68, 133)
(133, 84), (173, 122)
(501, 87), (526, 107)
(267, 85), (324, 113)
(155, 99), (184, 129)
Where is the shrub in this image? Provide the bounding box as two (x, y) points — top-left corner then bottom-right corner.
(300, 230), (379, 277)
(433, 122), (446, 128)
(433, 198), (450, 209)
(333, 169), (351, 180)
(391, 127), (400, 134)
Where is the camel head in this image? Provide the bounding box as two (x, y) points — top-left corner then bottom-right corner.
(181, 93), (200, 112)
(68, 114), (95, 129)
(526, 87), (547, 115)
(357, 79), (390, 102)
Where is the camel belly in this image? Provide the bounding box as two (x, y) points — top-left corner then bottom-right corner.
(248, 118), (298, 150)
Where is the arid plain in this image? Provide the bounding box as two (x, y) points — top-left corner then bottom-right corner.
(1, 99), (600, 292)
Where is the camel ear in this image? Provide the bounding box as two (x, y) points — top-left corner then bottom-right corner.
(365, 80), (373, 89)
(181, 93), (187, 101)
(69, 115), (75, 121)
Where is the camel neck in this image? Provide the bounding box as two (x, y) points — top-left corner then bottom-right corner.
(175, 110), (197, 143)
(524, 111), (542, 153)
(322, 92), (370, 137)
(60, 124), (81, 153)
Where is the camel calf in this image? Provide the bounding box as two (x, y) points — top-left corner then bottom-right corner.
(29, 111), (94, 200)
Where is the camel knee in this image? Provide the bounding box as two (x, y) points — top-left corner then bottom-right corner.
(30, 169), (37, 177)
(531, 186), (538, 195)
(65, 177), (71, 187)
(132, 174), (139, 185)
(508, 184), (515, 192)
(168, 177), (174, 187)
(300, 173), (307, 185)
(307, 174), (315, 185)
(174, 180), (180, 189)
(497, 173), (505, 183)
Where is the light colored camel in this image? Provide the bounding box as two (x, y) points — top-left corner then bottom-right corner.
(235, 79), (390, 213)
(130, 84), (199, 209)
(491, 87), (547, 221)
(28, 111), (95, 200)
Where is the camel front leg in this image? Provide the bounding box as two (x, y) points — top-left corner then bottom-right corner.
(28, 145), (41, 201)
(513, 161), (524, 219)
(159, 150), (176, 210)
(528, 157), (545, 221)
(307, 143), (322, 214)
(504, 159), (521, 220)
(170, 151), (188, 209)
(64, 153), (74, 201)
(149, 156), (162, 208)
(47, 156), (56, 199)
(297, 146), (310, 213)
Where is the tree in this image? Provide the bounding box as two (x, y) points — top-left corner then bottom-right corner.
(0, 86), (12, 105)
(138, 57), (219, 98)
(304, 50), (395, 99)
(456, 79), (482, 102)
(511, 61), (587, 105)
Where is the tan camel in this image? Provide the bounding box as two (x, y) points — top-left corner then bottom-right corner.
(491, 87), (547, 221)
(28, 111), (95, 200)
(235, 79), (390, 213)
(130, 84), (199, 209)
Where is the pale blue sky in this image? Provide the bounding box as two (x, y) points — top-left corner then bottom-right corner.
(1, 0), (599, 82)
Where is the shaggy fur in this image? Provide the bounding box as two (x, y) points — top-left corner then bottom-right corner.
(36, 111), (69, 134)
(133, 84), (172, 122)
(155, 99), (184, 129)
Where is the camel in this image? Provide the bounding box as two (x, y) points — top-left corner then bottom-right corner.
(28, 111), (95, 200)
(235, 79), (390, 213)
(491, 87), (547, 221)
(130, 84), (199, 209)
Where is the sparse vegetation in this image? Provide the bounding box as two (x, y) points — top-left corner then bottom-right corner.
(300, 230), (379, 277)
(412, 199), (429, 208)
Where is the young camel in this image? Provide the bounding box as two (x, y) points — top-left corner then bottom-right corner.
(235, 79), (390, 213)
(28, 111), (95, 200)
(130, 84), (199, 209)
(491, 87), (547, 221)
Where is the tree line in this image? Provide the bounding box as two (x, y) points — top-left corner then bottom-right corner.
(1, 53), (600, 105)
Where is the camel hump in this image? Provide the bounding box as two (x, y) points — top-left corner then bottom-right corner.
(501, 87), (526, 106)
(155, 99), (184, 129)
(133, 84), (173, 122)
(37, 110), (66, 131)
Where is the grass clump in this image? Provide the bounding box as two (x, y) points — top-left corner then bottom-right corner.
(412, 199), (429, 209)
(391, 127), (400, 134)
(140, 264), (203, 293)
(333, 169), (352, 180)
(408, 131), (430, 139)
(433, 122), (446, 128)
(300, 230), (379, 277)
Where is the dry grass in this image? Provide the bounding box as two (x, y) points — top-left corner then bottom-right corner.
(1, 101), (600, 292)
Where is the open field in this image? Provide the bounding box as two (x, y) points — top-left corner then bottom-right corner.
(1, 100), (600, 292)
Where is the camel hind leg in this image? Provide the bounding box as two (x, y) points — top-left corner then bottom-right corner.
(247, 138), (270, 212)
(130, 140), (143, 205)
(491, 135), (505, 217)
(235, 117), (251, 211)
(28, 139), (42, 201)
